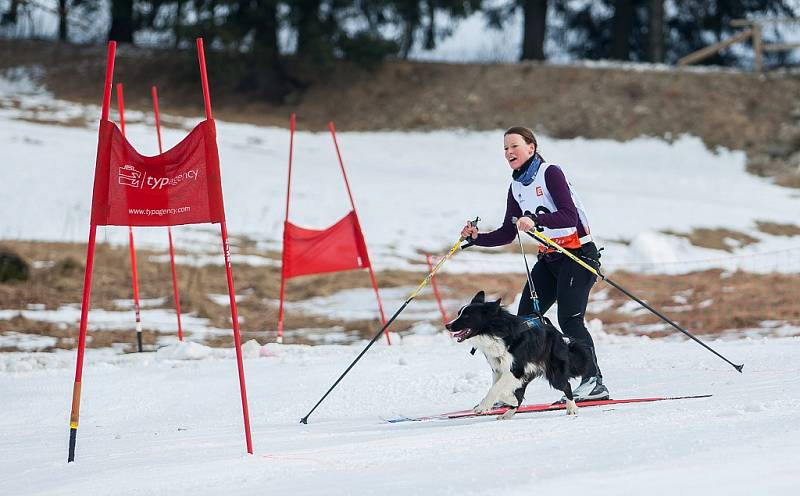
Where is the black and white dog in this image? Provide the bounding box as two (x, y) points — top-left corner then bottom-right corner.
(445, 291), (592, 420)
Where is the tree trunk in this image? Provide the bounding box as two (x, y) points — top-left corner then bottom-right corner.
(293, 0), (330, 63)
(520, 0), (548, 61)
(611, 0), (633, 60)
(648, 0), (664, 62)
(173, 0), (182, 48)
(108, 0), (134, 43)
(1, 0), (20, 24)
(58, 0), (68, 42)
(250, 0), (295, 102)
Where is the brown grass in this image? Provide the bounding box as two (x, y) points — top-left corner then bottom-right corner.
(587, 269), (800, 336)
(2, 239), (799, 350)
(756, 221), (800, 237)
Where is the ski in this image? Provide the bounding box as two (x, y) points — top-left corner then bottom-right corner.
(385, 394), (712, 423)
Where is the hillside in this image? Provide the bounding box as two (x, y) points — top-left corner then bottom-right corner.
(2, 39), (800, 186)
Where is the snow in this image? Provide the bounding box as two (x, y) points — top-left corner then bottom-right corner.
(1, 335), (799, 494)
(2, 55), (800, 495)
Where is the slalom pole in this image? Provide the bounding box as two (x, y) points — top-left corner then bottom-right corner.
(328, 121), (390, 344)
(117, 83), (144, 352)
(196, 37), (253, 454)
(152, 85), (184, 341)
(69, 40), (115, 463)
(522, 229), (744, 373)
(425, 254), (449, 326)
(300, 218), (479, 424)
(276, 113), (296, 344)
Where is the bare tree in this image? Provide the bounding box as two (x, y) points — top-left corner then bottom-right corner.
(611, 0), (633, 60)
(108, 0), (134, 43)
(520, 0), (548, 61)
(648, 0), (663, 62)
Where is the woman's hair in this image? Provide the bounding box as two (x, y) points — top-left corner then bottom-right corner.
(504, 126), (538, 151)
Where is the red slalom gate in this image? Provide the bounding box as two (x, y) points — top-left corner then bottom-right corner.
(116, 83), (145, 351)
(67, 39), (252, 462)
(277, 115), (389, 344)
(152, 85), (184, 341)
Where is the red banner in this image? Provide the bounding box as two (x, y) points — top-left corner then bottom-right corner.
(90, 119), (225, 227)
(282, 211), (372, 279)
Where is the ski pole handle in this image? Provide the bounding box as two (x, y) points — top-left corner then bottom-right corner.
(460, 216), (481, 249)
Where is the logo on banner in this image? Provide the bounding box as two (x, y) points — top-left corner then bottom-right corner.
(118, 165), (142, 188)
(535, 186), (543, 197)
(117, 164), (201, 190)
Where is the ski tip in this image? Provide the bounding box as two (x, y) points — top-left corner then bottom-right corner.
(734, 363), (744, 373)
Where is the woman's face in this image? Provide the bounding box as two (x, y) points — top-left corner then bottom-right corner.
(504, 133), (536, 170)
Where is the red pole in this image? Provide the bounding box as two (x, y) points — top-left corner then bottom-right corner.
(197, 39), (252, 454)
(101, 42), (116, 121)
(328, 121), (390, 344)
(277, 114), (296, 344)
(220, 222), (254, 454)
(70, 39), (116, 463)
(426, 254), (449, 326)
(152, 85), (184, 342)
(68, 226), (97, 462)
(117, 83), (144, 352)
(152, 85), (164, 152)
(196, 38), (213, 120)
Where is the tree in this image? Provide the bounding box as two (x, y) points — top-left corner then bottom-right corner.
(520, 0), (547, 61)
(108, 0), (134, 43)
(648, 0), (664, 63)
(611, 0), (634, 60)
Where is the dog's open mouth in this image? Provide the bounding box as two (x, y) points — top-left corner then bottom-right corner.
(450, 328), (473, 342)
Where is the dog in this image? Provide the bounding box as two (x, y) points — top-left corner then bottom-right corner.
(445, 291), (592, 420)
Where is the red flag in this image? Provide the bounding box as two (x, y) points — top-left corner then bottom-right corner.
(90, 119), (225, 227)
(282, 211), (372, 279)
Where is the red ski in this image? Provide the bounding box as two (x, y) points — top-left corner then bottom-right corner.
(385, 395), (712, 423)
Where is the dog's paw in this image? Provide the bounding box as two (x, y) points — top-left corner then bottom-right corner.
(496, 408), (517, 421)
(565, 399), (578, 416)
(473, 400), (495, 414)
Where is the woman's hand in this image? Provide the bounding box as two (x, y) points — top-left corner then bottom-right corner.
(516, 216), (536, 233)
(461, 222), (479, 240)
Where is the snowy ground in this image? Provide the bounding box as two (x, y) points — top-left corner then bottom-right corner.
(2, 62), (800, 495)
(1, 332), (798, 495)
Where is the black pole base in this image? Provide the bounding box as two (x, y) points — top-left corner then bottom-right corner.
(67, 427), (77, 462)
(735, 364), (744, 373)
(300, 417), (308, 424)
(136, 332), (143, 353)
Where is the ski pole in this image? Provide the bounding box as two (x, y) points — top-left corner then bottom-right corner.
(300, 218), (480, 424)
(521, 229), (744, 373)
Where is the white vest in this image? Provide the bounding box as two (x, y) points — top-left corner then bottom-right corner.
(510, 163), (592, 252)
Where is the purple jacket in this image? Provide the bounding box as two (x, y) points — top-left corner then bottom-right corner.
(475, 161), (588, 248)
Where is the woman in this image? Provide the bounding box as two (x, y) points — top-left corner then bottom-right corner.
(460, 126), (608, 402)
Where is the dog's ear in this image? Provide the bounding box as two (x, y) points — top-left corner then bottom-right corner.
(491, 298), (502, 313)
(471, 291), (485, 303)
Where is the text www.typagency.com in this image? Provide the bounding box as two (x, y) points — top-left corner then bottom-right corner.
(128, 206), (191, 216)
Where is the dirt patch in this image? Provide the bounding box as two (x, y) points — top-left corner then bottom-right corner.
(662, 228), (759, 252)
(3, 239), (799, 349)
(756, 221), (800, 237)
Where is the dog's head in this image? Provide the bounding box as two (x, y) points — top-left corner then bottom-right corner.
(445, 291), (502, 342)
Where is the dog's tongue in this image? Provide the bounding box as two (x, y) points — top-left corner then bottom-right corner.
(451, 329), (471, 342)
